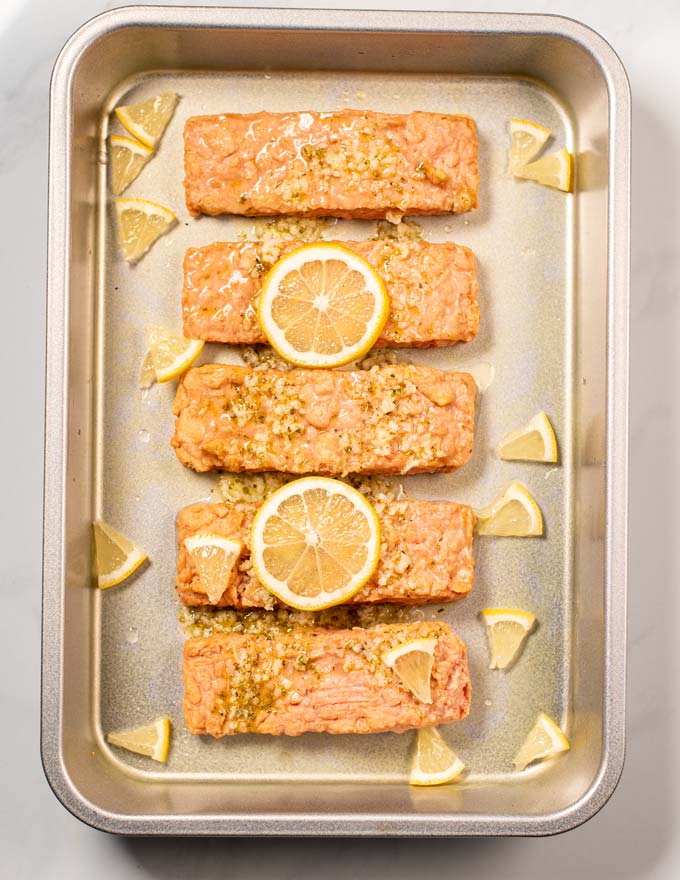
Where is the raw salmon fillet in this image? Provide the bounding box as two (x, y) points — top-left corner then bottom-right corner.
(171, 364), (476, 475)
(183, 239), (479, 348)
(177, 498), (475, 608)
(183, 621), (471, 736)
(183, 110), (478, 219)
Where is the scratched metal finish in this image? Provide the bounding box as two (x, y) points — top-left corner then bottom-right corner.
(94, 69), (573, 784)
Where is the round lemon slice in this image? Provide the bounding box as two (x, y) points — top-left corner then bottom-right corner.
(110, 135), (153, 195)
(115, 198), (177, 263)
(93, 519), (147, 589)
(497, 411), (558, 463)
(475, 482), (543, 537)
(410, 727), (466, 786)
(250, 476), (381, 611)
(185, 533), (244, 606)
(115, 91), (179, 149)
(381, 637), (437, 704)
(514, 148), (573, 192)
(513, 712), (570, 771)
(481, 608), (536, 670)
(257, 242), (389, 367)
(145, 326), (204, 383)
(107, 717), (171, 763)
(508, 118), (551, 174)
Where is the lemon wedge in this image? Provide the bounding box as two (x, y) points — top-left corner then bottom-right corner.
(257, 242), (389, 367)
(514, 148), (573, 192)
(513, 712), (570, 771)
(185, 534), (244, 605)
(410, 727), (466, 786)
(93, 520), (147, 589)
(115, 91), (179, 149)
(145, 326), (204, 383)
(508, 118), (551, 174)
(250, 476), (381, 611)
(475, 482), (543, 537)
(107, 717), (170, 763)
(496, 411), (558, 463)
(115, 198), (177, 263)
(110, 134), (153, 195)
(138, 349), (157, 389)
(481, 608), (536, 669)
(381, 637), (437, 703)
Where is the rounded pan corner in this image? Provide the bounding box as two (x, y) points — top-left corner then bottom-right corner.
(49, 4), (157, 98)
(39, 713), (144, 836)
(527, 741), (627, 838)
(527, 12), (631, 110)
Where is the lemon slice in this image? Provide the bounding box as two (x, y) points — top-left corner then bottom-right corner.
(93, 520), (147, 589)
(508, 118), (551, 174)
(514, 148), (573, 192)
(115, 91), (179, 149)
(496, 411), (558, 463)
(381, 637), (437, 703)
(257, 242), (389, 367)
(110, 135), (153, 195)
(475, 482), (543, 537)
(145, 326), (204, 382)
(481, 608), (536, 669)
(185, 533), (244, 605)
(115, 198), (177, 263)
(107, 717), (170, 763)
(410, 727), (466, 786)
(250, 476), (381, 611)
(513, 712), (570, 771)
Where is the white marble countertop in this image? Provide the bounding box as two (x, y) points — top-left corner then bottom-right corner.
(1, 0), (673, 875)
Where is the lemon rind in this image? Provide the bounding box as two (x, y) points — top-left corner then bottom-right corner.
(475, 481), (544, 537)
(381, 637), (437, 704)
(409, 755), (466, 786)
(481, 608), (537, 630)
(496, 411), (558, 463)
(381, 637), (437, 667)
(115, 197), (177, 224)
(510, 117), (552, 136)
(107, 717), (171, 763)
(152, 717), (171, 762)
(184, 533), (244, 555)
(482, 609), (536, 670)
(513, 712), (570, 771)
(514, 148), (573, 192)
(115, 92), (178, 149)
(97, 546), (147, 589)
(184, 533), (244, 605)
(508, 118), (552, 173)
(110, 134), (154, 157)
(153, 339), (204, 383)
(144, 326), (204, 382)
(410, 729), (466, 786)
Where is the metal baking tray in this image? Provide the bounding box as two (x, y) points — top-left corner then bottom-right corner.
(42, 6), (630, 836)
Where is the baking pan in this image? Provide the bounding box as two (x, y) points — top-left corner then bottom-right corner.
(42, 6), (629, 836)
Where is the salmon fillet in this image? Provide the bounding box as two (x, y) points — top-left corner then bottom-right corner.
(183, 621), (470, 736)
(183, 239), (479, 348)
(171, 364), (476, 475)
(184, 110), (478, 219)
(177, 498), (475, 608)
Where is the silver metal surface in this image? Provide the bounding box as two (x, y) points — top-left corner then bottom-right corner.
(42, 5), (630, 836)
